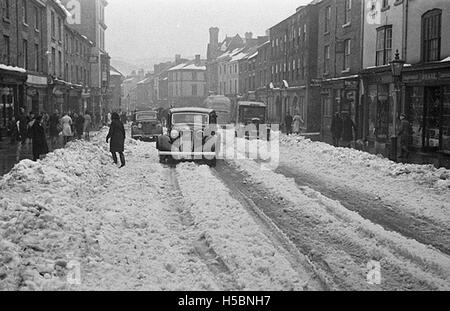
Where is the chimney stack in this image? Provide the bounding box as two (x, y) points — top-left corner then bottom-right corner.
(175, 54), (182, 65)
(245, 32), (253, 41)
(195, 54), (201, 66)
(209, 27), (219, 47)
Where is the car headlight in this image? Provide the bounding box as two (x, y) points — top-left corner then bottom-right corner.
(138, 123), (143, 129)
(170, 129), (179, 139)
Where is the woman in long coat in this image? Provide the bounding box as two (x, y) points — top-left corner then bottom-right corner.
(31, 115), (49, 161)
(293, 113), (304, 135)
(106, 112), (126, 167)
(60, 113), (73, 146)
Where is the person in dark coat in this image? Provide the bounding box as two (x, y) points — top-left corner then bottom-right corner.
(330, 112), (343, 147)
(106, 112), (126, 168)
(30, 115), (49, 161)
(75, 113), (85, 139)
(341, 112), (356, 148)
(285, 113), (293, 135)
(398, 113), (412, 159)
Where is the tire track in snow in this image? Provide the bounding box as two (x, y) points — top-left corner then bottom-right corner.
(275, 165), (450, 256)
(225, 160), (450, 290)
(213, 162), (332, 291)
(164, 167), (240, 291)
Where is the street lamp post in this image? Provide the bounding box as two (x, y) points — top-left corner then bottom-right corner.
(389, 50), (406, 161)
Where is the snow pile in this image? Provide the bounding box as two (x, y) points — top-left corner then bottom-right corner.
(0, 130), (116, 290)
(281, 135), (450, 191)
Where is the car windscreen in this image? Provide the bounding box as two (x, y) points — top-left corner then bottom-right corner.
(239, 106), (266, 123)
(136, 112), (157, 121)
(172, 113), (209, 125)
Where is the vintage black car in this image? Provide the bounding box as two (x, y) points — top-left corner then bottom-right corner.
(131, 110), (163, 141)
(156, 107), (220, 166)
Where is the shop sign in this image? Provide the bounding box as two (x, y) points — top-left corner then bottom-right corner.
(423, 72), (438, 81)
(403, 74), (421, 82)
(27, 75), (47, 86)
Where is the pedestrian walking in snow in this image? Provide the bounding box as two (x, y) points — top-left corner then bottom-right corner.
(106, 112), (126, 168)
(293, 113), (303, 135)
(285, 113), (293, 135)
(331, 112), (343, 147)
(398, 113), (412, 159)
(341, 112), (356, 148)
(75, 113), (85, 139)
(84, 111), (92, 141)
(61, 113), (73, 146)
(30, 115), (49, 161)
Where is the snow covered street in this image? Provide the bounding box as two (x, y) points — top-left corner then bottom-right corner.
(1, 129), (449, 291)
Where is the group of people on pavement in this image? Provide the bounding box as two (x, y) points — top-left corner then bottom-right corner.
(2, 108), (127, 169)
(6, 108), (94, 161)
(330, 111), (357, 148)
(331, 111), (412, 159)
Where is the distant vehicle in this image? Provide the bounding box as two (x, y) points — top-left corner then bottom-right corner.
(131, 110), (163, 141)
(235, 101), (271, 140)
(204, 95), (232, 125)
(156, 107), (220, 166)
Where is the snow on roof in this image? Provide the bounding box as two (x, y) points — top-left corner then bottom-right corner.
(217, 48), (244, 61)
(169, 62), (206, 71)
(110, 71), (122, 77)
(137, 77), (152, 84)
(442, 56), (450, 62)
(55, 0), (71, 17)
(248, 51), (258, 59)
(0, 64), (27, 73)
(230, 52), (249, 62)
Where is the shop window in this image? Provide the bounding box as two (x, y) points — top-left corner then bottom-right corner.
(407, 87), (424, 148)
(424, 87), (441, 150)
(368, 84), (390, 142)
(443, 86), (450, 151)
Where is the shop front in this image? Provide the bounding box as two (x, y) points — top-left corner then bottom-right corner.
(403, 62), (450, 167)
(26, 74), (48, 115)
(0, 68), (26, 137)
(320, 76), (360, 144)
(360, 67), (397, 157)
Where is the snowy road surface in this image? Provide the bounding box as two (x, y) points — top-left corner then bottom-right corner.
(0, 128), (449, 291)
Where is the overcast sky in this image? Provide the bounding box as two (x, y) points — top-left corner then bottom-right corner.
(106, 0), (314, 61)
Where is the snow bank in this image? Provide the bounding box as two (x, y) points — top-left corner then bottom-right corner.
(281, 135), (450, 192)
(0, 130), (115, 290)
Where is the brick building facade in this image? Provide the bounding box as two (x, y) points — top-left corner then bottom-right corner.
(317, 0), (363, 143)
